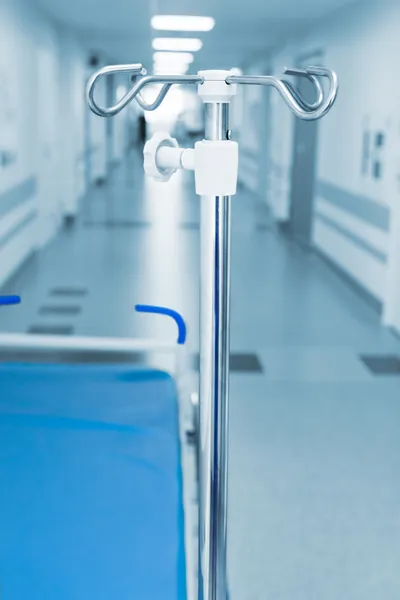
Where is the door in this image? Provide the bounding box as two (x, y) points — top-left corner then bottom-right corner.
(288, 51), (323, 247)
(383, 119), (400, 333)
(37, 45), (61, 247)
(258, 83), (272, 204)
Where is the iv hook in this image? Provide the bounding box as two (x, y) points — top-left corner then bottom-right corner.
(226, 66), (338, 121)
(283, 68), (324, 111)
(86, 64), (203, 117)
(87, 64), (145, 117)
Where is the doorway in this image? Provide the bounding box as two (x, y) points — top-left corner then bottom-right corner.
(288, 50), (324, 247)
(37, 45), (61, 248)
(383, 119), (400, 334)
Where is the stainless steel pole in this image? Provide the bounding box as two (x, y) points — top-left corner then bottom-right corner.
(199, 102), (231, 600)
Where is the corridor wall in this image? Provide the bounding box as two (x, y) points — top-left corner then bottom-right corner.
(243, 0), (400, 319)
(0, 0), (87, 288)
(59, 30), (87, 219)
(237, 61), (272, 199)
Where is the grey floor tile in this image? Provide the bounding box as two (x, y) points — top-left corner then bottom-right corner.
(229, 377), (400, 600)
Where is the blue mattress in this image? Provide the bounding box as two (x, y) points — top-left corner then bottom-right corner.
(0, 364), (187, 600)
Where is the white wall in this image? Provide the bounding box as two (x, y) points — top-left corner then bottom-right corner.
(237, 61), (272, 196)
(112, 83), (130, 163)
(0, 0), (87, 288)
(244, 0), (400, 318)
(87, 69), (107, 181)
(85, 66), (132, 180)
(59, 29), (87, 217)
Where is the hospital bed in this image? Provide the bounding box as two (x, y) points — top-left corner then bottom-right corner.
(0, 333), (197, 600)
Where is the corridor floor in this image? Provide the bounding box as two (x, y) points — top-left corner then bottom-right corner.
(1, 152), (400, 600)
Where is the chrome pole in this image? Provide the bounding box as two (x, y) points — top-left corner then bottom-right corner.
(199, 102), (231, 600)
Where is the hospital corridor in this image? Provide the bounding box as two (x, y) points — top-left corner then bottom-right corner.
(1, 0), (400, 599)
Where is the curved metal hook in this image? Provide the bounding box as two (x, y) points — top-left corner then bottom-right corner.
(136, 84), (173, 111)
(126, 72), (174, 111)
(283, 68), (324, 111)
(281, 80), (321, 112)
(87, 64), (146, 117)
(87, 65), (203, 117)
(226, 66), (338, 121)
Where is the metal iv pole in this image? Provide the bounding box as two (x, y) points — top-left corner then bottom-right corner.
(87, 64), (338, 600)
(199, 100), (231, 600)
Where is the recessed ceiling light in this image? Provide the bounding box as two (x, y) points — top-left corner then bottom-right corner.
(152, 38), (203, 52)
(153, 52), (194, 65)
(151, 15), (215, 32)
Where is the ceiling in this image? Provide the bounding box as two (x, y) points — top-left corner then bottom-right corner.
(35, 0), (361, 70)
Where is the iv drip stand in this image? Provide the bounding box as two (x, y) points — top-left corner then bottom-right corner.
(87, 64), (339, 600)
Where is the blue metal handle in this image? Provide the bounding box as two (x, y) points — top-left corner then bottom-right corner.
(0, 296), (21, 306)
(135, 305), (187, 345)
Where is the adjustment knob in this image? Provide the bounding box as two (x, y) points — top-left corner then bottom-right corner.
(143, 131), (179, 182)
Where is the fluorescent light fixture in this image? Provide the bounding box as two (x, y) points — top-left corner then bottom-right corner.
(151, 15), (215, 32)
(152, 38), (203, 52)
(153, 52), (194, 65)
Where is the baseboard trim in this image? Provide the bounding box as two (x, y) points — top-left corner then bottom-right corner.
(0, 250), (37, 292)
(390, 326), (400, 342)
(276, 219), (382, 314)
(277, 220), (313, 252)
(315, 246), (382, 314)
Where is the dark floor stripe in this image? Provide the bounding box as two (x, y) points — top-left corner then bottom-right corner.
(27, 325), (74, 336)
(49, 288), (87, 297)
(0, 349), (146, 364)
(38, 306), (82, 316)
(192, 352), (263, 373)
(360, 354), (400, 375)
(84, 220), (152, 228)
(84, 220), (201, 229)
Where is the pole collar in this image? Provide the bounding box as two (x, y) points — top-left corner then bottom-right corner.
(197, 70), (237, 104)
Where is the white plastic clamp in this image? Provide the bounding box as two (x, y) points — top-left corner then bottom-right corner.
(143, 131), (179, 182)
(194, 140), (238, 196)
(143, 132), (239, 196)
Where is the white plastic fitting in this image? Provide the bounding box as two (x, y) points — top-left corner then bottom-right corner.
(143, 132), (239, 196)
(143, 131), (180, 182)
(144, 131), (194, 182)
(158, 146), (195, 171)
(194, 140), (238, 196)
(197, 70), (237, 104)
